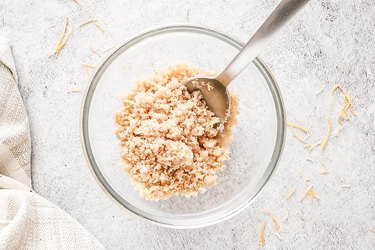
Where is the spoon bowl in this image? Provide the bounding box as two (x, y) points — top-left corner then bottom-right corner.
(185, 77), (230, 123)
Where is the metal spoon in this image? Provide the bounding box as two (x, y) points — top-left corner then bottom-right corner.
(185, 0), (310, 124)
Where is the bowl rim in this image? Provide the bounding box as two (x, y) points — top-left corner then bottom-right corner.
(80, 23), (286, 229)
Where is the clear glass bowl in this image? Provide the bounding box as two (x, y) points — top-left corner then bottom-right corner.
(80, 24), (286, 228)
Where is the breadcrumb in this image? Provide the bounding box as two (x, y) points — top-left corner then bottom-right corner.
(332, 84), (356, 124)
(90, 47), (102, 57)
(299, 185), (320, 202)
(82, 63), (96, 69)
(265, 211), (280, 231)
(305, 139), (323, 152)
(78, 18), (98, 28)
(287, 122), (310, 134)
(292, 133), (309, 144)
(285, 186), (296, 200)
(94, 22), (105, 32)
(320, 117), (332, 151)
(332, 84), (345, 94)
(115, 64), (238, 200)
(49, 18), (71, 57)
(82, 63), (96, 80)
(260, 221), (267, 247)
(306, 188), (320, 200)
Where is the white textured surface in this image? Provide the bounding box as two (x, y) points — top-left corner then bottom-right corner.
(1, 0), (374, 249)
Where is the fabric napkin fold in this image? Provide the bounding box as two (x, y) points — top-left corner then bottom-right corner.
(0, 37), (104, 249)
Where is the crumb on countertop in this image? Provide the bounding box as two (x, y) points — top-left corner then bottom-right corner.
(260, 221), (267, 247)
(264, 211), (281, 231)
(285, 186), (297, 201)
(78, 18), (98, 28)
(299, 185), (320, 202)
(49, 17), (71, 57)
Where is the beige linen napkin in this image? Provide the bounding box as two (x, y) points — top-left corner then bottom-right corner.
(0, 37), (104, 249)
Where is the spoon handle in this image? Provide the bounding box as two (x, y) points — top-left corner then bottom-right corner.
(216, 0), (310, 87)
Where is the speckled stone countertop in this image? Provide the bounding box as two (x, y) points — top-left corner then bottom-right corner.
(1, 0), (374, 249)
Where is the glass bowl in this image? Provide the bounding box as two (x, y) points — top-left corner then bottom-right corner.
(80, 24), (285, 228)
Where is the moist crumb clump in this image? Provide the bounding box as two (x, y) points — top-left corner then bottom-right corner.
(115, 64), (238, 200)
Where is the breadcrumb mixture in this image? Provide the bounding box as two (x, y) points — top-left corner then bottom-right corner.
(115, 64), (238, 200)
